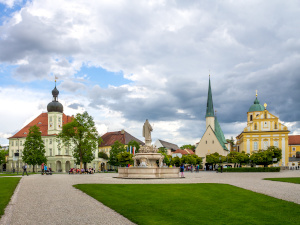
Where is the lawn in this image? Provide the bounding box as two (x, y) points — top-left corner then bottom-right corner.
(0, 177), (21, 218)
(264, 177), (300, 184)
(0, 172), (37, 176)
(74, 183), (300, 225)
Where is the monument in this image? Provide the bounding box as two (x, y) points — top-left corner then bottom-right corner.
(118, 119), (180, 178)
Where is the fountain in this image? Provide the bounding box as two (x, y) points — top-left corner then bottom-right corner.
(118, 119), (180, 178)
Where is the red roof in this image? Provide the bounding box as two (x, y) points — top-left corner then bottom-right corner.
(9, 113), (72, 139)
(100, 130), (144, 147)
(289, 135), (300, 145)
(173, 149), (195, 155)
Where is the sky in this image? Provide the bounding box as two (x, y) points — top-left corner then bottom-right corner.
(0, 0), (300, 147)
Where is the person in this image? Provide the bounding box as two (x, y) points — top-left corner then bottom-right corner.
(41, 163), (44, 175)
(191, 165), (194, 173)
(180, 163), (185, 177)
(215, 164), (219, 173)
(22, 163), (28, 176)
(220, 165), (223, 173)
(196, 164), (199, 172)
(44, 164), (48, 174)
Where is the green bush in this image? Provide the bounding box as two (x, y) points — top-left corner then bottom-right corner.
(218, 167), (280, 172)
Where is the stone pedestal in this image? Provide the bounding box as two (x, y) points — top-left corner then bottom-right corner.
(118, 167), (180, 179)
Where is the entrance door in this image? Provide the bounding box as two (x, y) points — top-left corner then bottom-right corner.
(65, 161), (70, 172)
(56, 161), (62, 172)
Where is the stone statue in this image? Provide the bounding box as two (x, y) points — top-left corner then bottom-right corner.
(143, 119), (153, 146)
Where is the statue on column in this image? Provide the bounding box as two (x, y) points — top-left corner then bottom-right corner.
(143, 119), (153, 146)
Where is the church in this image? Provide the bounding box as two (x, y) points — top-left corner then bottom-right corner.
(236, 92), (290, 166)
(195, 77), (229, 166)
(7, 83), (106, 172)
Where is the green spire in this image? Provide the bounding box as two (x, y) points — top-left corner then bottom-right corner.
(205, 76), (214, 117)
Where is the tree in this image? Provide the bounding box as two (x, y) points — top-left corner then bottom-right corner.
(98, 151), (108, 160)
(250, 146), (282, 167)
(108, 140), (126, 167)
(206, 152), (222, 168)
(22, 125), (47, 172)
(0, 149), (8, 172)
(127, 140), (141, 153)
(158, 151), (170, 166)
(117, 152), (134, 167)
(57, 111), (101, 169)
(158, 147), (168, 154)
(180, 144), (195, 151)
(171, 156), (181, 167)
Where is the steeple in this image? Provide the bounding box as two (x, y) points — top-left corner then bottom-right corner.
(47, 80), (63, 113)
(205, 75), (214, 118)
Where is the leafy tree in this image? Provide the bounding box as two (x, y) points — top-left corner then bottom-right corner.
(180, 144), (195, 151)
(182, 155), (196, 165)
(22, 125), (47, 172)
(250, 146), (282, 167)
(158, 151), (170, 166)
(57, 111), (101, 169)
(108, 140), (126, 167)
(158, 147), (167, 154)
(0, 149), (8, 172)
(127, 140), (141, 153)
(98, 151), (108, 160)
(117, 152), (133, 167)
(171, 156), (181, 167)
(192, 154), (203, 165)
(206, 152), (223, 168)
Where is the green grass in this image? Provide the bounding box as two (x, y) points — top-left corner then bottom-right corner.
(0, 172), (37, 176)
(264, 177), (300, 184)
(74, 183), (300, 225)
(0, 177), (21, 218)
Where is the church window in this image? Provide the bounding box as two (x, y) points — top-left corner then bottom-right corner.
(11, 141), (14, 146)
(50, 117), (52, 122)
(250, 115), (253, 121)
(274, 123), (277, 129)
(254, 142), (258, 150)
(206, 141), (207, 144)
(254, 123), (257, 130)
(49, 148), (52, 156)
(212, 140), (214, 144)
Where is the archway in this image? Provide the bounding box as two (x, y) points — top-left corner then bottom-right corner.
(65, 161), (70, 172)
(56, 161), (62, 172)
(101, 162), (105, 172)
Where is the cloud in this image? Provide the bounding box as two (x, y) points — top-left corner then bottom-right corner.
(1, 0), (300, 146)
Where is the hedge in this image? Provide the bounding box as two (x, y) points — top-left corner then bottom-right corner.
(217, 167), (280, 172)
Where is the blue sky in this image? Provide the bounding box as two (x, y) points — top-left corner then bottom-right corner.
(0, 0), (300, 146)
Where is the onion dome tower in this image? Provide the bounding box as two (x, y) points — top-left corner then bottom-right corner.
(248, 91), (264, 112)
(47, 81), (63, 113)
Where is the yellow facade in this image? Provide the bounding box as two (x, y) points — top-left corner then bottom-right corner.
(289, 145), (300, 158)
(236, 99), (290, 166)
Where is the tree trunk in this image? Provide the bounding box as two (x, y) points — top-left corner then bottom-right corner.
(33, 165), (35, 172)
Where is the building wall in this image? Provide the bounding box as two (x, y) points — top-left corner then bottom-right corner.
(236, 109), (289, 166)
(195, 126), (228, 165)
(289, 145), (300, 157)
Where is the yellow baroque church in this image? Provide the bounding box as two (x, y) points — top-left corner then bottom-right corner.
(236, 92), (290, 166)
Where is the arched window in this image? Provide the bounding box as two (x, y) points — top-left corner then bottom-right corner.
(250, 115), (253, 121)
(274, 123), (277, 129)
(206, 141), (207, 144)
(254, 123), (257, 130)
(212, 140), (214, 144)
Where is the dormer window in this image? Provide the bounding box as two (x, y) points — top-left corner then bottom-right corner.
(23, 132), (27, 134)
(38, 122), (42, 124)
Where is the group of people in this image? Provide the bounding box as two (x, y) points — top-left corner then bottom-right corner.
(69, 168), (95, 174)
(179, 164), (201, 177)
(41, 163), (52, 175)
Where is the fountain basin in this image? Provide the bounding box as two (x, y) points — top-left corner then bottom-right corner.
(118, 167), (180, 179)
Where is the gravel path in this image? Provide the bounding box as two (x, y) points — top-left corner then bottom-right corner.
(1, 170), (300, 225)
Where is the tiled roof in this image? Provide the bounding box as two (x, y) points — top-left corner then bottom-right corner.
(9, 113), (72, 139)
(157, 140), (179, 151)
(100, 130), (144, 147)
(173, 149), (195, 155)
(289, 135), (300, 145)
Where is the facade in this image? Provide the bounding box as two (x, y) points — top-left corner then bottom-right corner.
(288, 135), (300, 167)
(99, 130), (144, 169)
(236, 93), (290, 166)
(154, 139), (179, 155)
(172, 149), (194, 158)
(195, 77), (229, 164)
(7, 83), (107, 172)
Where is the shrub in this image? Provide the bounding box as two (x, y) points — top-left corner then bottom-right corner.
(218, 167), (280, 172)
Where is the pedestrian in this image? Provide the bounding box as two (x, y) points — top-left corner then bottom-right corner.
(41, 163), (44, 175)
(22, 163), (28, 176)
(191, 165), (194, 173)
(180, 163), (185, 177)
(215, 164), (219, 173)
(221, 165), (223, 173)
(196, 164), (199, 172)
(44, 164), (48, 174)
